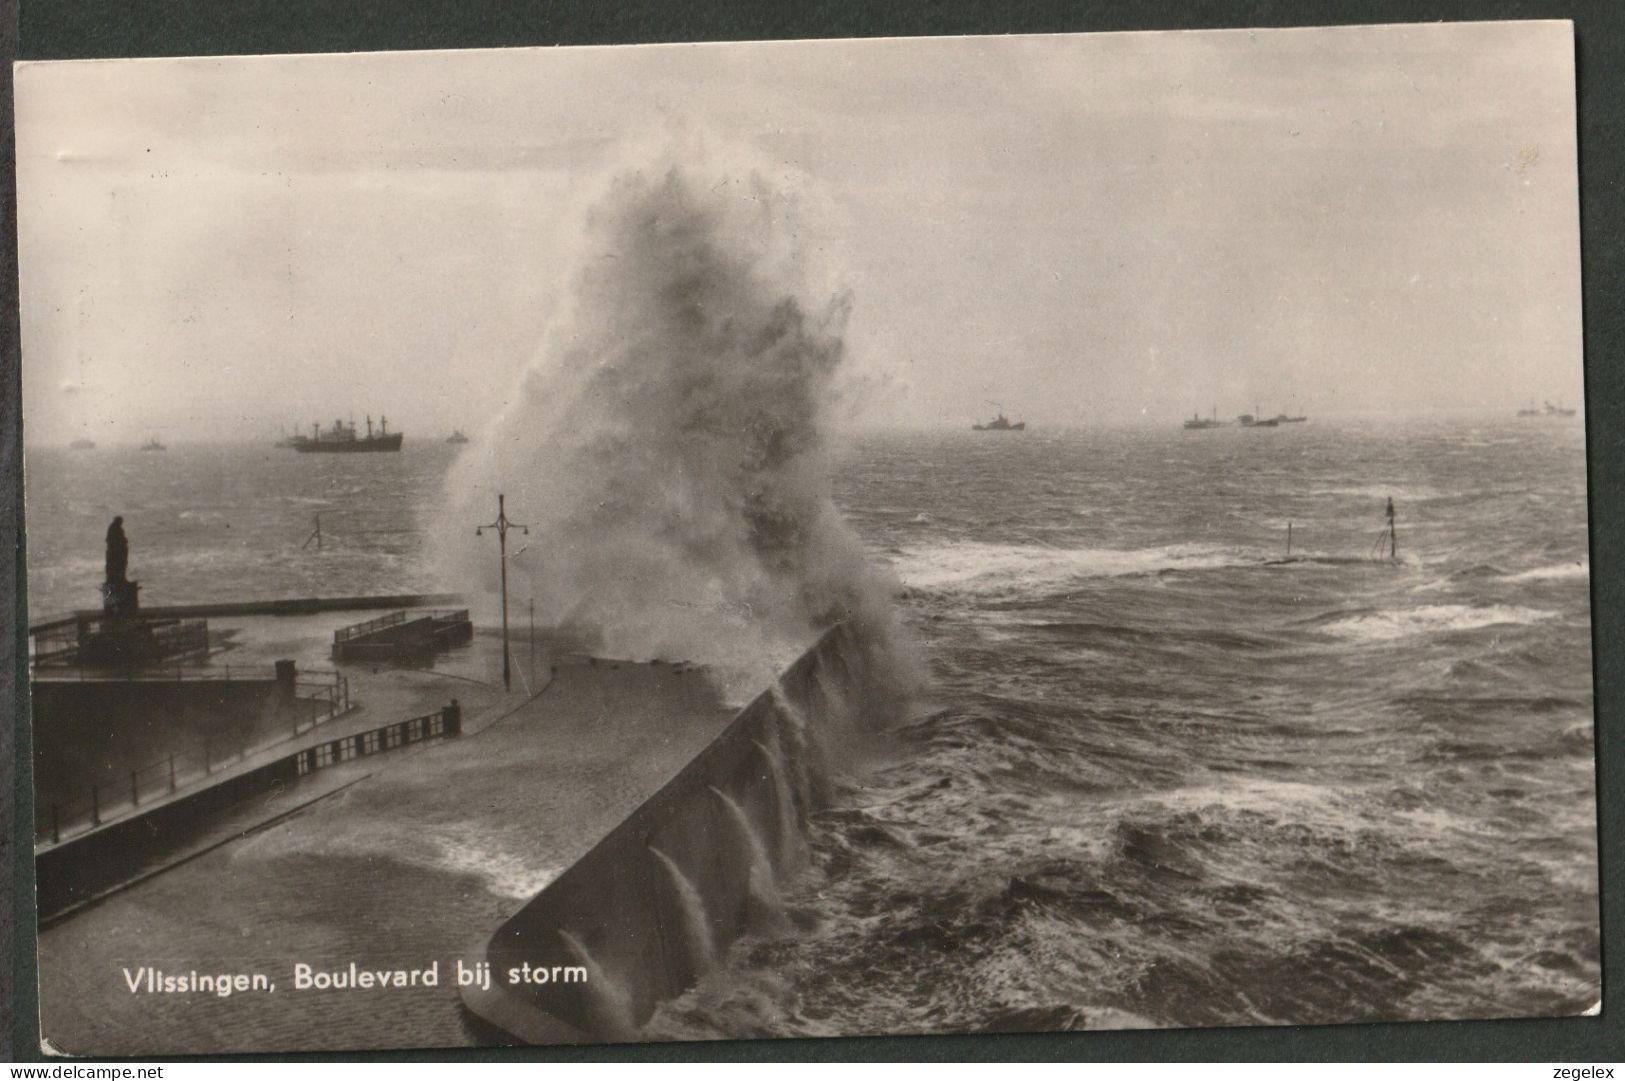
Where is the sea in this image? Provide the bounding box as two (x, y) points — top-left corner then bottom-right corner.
(23, 413), (1599, 1037)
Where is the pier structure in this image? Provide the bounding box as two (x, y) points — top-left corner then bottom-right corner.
(32, 638), (735, 1054)
(30, 517), (889, 1053)
(32, 611), (887, 1053)
(28, 554), (494, 923)
(331, 608), (473, 663)
(28, 594), (507, 924)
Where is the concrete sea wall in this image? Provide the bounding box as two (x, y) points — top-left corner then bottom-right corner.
(462, 620), (890, 1044)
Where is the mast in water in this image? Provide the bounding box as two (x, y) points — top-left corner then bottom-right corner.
(1386, 497), (1397, 560)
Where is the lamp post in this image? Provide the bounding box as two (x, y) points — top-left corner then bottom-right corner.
(476, 493), (529, 691)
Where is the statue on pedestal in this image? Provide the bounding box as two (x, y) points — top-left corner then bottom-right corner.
(102, 515), (138, 614)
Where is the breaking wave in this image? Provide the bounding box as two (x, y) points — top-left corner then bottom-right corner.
(427, 147), (914, 697)
(888, 541), (1251, 596)
(1321, 604), (1557, 642)
(1504, 562), (1589, 582)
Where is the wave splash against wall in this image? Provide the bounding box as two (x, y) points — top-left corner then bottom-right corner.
(431, 150), (912, 697)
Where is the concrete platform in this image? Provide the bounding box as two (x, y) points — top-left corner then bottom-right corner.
(36, 645), (735, 1055)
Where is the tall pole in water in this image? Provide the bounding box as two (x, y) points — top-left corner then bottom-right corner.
(477, 494), (529, 691)
(1386, 497), (1397, 560)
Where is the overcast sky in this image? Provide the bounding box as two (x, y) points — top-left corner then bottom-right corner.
(15, 20), (1581, 443)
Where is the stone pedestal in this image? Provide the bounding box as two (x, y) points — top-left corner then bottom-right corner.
(101, 579), (140, 615)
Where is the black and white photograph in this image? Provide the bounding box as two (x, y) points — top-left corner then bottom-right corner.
(13, 20), (1596, 1054)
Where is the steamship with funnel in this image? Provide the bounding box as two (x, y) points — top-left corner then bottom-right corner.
(1184, 407), (1224, 430)
(288, 415), (404, 453)
(973, 402), (1026, 430)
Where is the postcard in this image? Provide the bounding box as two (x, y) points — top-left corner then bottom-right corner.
(13, 21), (1594, 1054)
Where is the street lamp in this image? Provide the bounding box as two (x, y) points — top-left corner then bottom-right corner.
(476, 493), (529, 691)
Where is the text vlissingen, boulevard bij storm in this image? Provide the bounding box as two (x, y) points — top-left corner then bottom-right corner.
(120, 957), (582, 997)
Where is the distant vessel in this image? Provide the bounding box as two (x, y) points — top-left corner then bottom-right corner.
(1182, 403), (1302, 430)
(447, 430), (470, 444)
(1239, 403), (1280, 428)
(139, 436), (166, 452)
(972, 402), (1026, 431)
(1267, 397), (1307, 424)
(293, 415), (404, 453)
(68, 438), (96, 450)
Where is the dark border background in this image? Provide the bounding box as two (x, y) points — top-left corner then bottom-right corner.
(4, 0), (1620, 1063)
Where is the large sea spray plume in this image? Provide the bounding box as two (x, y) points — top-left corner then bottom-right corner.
(431, 149), (917, 704)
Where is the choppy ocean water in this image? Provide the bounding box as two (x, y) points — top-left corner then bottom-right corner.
(25, 414), (1598, 1036)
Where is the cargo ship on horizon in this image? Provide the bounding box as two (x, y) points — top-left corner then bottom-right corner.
(286, 416), (404, 453)
(1183, 409), (1223, 430)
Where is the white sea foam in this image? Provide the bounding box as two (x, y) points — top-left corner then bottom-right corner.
(429, 828), (566, 900)
(1150, 778), (1341, 819)
(1308, 484), (1441, 502)
(888, 541), (1247, 596)
(1504, 561), (1589, 582)
(1323, 604), (1555, 642)
(234, 817), (562, 900)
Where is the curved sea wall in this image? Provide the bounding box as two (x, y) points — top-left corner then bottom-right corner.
(461, 619), (890, 1044)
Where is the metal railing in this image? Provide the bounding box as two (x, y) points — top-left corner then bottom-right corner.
(333, 609), (469, 644)
(153, 621), (210, 659)
(34, 672), (353, 846)
(333, 609), (411, 643)
(293, 701), (462, 778)
(30, 616), (211, 668)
